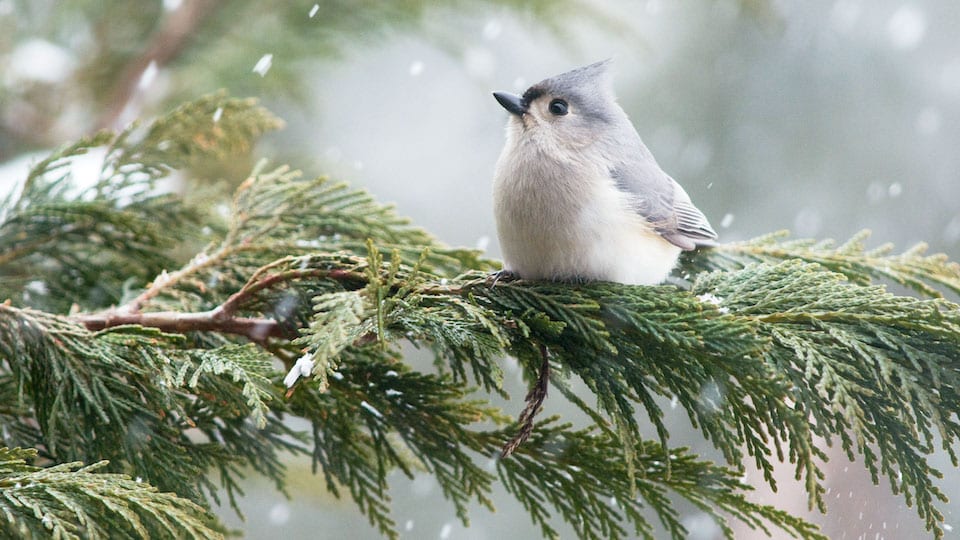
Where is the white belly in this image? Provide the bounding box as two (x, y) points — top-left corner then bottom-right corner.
(494, 168), (681, 285)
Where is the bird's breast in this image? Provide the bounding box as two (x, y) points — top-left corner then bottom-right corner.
(492, 144), (681, 285)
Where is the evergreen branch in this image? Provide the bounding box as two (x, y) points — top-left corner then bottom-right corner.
(213, 258), (367, 320)
(0, 136), (193, 312)
(682, 230), (960, 298)
(0, 93), (286, 314)
(63, 232), (960, 538)
(478, 421), (826, 540)
(389, 277), (511, 392)
(0, 447), (224, 539)
(178, 344), (277, 429)
(75, 255), (369, 344)
(126, 162), (490, 316)
(52, 226), (960, 539)
(462, 277), (817, 498)
(106, 92), (283, 175)
(695, 260), (960, 538)
(0, 304), (304, 516)
(287, 355), (506, 539)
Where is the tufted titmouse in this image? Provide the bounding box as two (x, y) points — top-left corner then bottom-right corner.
(492, 60), (717, 285)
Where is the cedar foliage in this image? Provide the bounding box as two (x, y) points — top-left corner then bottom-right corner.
(2, 94), (959, 539)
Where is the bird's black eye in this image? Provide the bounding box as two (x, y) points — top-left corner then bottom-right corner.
(548, 99), (569, 116)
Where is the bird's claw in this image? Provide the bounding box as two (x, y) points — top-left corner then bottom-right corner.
(487, 270), (520, 287)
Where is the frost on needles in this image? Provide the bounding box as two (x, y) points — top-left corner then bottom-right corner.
(1, 93), (960, 540)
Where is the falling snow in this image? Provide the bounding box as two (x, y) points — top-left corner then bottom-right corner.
(409, 60), (425, 77)
(253, 54), (273, 77)
(698, 380), (723, 413)
(464, 47), (496, 78)
(137, 60), (158, 90)
(720, 213), (734, 228)
(697, 292), (724, 306)
(475, 236), (490, 251)
(283, 353), (315, 388)
(6, 39), (76, 84)
(268, 502), (291, 525)
(308, 3), (319, 18)
(867, 181), (886, 204)
(482, 19), (502, 40)
(943, 216), (960, 243)
(25, 281), (48, 295)
(887, 5), (927, 50)
(793, 207), (822, 237)
(682, 512), (721, 540)
(360, 400), (383, 419)
(273, 294), (299, 319)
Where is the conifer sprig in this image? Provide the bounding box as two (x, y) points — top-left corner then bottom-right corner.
(694, 261), (960, 534)
(0, 447), (223, 539)
(683, 229), (960, 298)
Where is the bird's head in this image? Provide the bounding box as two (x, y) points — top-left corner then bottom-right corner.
(493, 60), (620, 153)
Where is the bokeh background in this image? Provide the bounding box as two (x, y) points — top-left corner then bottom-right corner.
(2, 0), (959, 538)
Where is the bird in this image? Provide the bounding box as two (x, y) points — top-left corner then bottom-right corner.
(491, 60), (717, 285)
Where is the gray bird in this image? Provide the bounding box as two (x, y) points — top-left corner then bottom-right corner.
(491, 60), (717, 285)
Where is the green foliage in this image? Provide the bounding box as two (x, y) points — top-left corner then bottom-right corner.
(484, 422), (823, 540)
(288, 355), (505, 537)
(0, 304), (304, 514)
(682, 229), (960, 298)
(3, 93), (960, 540)
(0, 93), (283, 314)
(0, 447), (223, 539)
(694, 261), (960, 533)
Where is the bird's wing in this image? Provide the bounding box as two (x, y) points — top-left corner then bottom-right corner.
(610, 159), (717, 251)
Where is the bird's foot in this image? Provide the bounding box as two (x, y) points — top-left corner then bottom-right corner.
(486, 269), (520, 287)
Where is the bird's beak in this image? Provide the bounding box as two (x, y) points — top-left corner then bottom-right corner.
(493, 92), (527, 116)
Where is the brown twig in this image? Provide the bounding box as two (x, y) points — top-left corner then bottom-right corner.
(77, 259), (368, 344)
(501, 344), (551, 458)
(76, 310), (288, 343)
(213, 266), (366, 320)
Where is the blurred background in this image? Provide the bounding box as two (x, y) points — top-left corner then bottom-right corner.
(2, 0), (959, 538)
